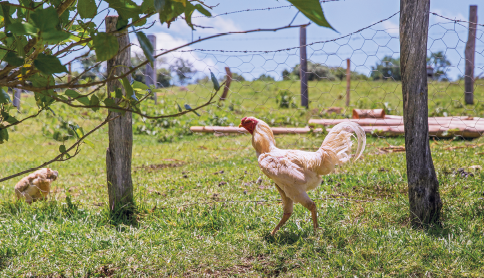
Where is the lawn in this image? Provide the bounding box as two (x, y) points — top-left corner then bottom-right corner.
(0, 80), (483, 276)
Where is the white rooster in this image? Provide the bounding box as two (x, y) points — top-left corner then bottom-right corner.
(239, 117), (366, 235)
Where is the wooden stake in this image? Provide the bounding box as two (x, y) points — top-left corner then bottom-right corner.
(13, 88), (21, 111)
(145, 34), (157, 104)
(105, 16), (134, 213)
(219, 67), (232, 101)
(300, 26), (308, 108)
(346, 58), (350, 107)
(465, 5), (478, 105)
(68, 62), (71, 83)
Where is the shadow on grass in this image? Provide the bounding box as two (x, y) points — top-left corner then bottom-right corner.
(262, 230), (312, 246)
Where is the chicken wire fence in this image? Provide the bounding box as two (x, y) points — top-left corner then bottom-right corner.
(2, 10), (484, 206)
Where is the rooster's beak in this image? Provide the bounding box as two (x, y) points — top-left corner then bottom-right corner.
(238, 123), (243, 128)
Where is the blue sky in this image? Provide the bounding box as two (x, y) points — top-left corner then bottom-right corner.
(67, 0), (484, 82)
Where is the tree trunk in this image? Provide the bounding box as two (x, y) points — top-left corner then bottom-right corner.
(400, 0), (442, 227)
(105, 16), (134, 212)
(464, 5), (477, 105)
(145, 34), (157, 104)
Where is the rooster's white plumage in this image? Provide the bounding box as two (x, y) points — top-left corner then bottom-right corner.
(239, 117), (366, 234)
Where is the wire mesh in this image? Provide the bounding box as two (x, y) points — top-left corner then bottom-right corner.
(1, 11), (483, 209)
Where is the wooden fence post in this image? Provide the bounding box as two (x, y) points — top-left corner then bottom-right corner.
(400, 0), (442, 227)
(465, 5), (477, 105)
(346, 58), (351, 107)
(300, 26), (308, 108)
(219, 67), (232, 101)
(145, 34), (157, 104)
(13, 89), (21, 111)
(68, 62), (72, 84)
(105, 16), (134, 213)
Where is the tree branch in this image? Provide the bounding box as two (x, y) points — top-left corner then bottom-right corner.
(3, 108), (45, 129)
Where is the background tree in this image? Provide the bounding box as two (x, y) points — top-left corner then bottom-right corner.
(80, 53), (104, 80)
(371, 56), (401, 81)
(156, 68), (172, 88)
(170, 59), (195, 85)
(256, 74), (275, 82)
(427, 51), (451, 81)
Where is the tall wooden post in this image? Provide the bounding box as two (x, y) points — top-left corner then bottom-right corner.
(145, 34), (157, 104)
(219, 67), (232, 101)
(300, 26), (308, 108)
(105, 16), (134, 213)
(13, 89), (21, 111)
(465, 5), (477, 105)
(400, 0), (442, 227)
(68, 62), (72, 83)
(346, 58), (351, 107)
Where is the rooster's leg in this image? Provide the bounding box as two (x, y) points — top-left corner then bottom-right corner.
(297, 193), (319, 230)
(271, 184), (294, 235)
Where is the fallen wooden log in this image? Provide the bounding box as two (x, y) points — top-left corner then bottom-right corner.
(309, 117), (484, 128)
(352, 109), (385, 119)
(190, 126), (325, 134)
(191, 125), (483, 138)
(362, 125), (483, 138)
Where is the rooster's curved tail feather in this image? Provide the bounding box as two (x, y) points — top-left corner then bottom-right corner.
(320, 122), (366, 164)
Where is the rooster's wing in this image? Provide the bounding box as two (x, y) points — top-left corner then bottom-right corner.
(258, 152), (308, 191)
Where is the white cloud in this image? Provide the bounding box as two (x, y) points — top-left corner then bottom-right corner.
(381, 20), (399, 34)
(131, 32), (217, 84)
(169, 11), (242, 34)
(430, 9), (466, 24)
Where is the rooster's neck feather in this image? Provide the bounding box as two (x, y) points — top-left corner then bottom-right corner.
(251, 120), (276, 155)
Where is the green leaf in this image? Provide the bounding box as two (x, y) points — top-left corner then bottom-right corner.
(59, 144), (66, 153)
(30, 7), (59, 32)
(77, 96), (90, 106)
(134, 18), (147, 27)
(132, 81), (149, 90)
(1, 4), (12, 30)
(210, 70), (220, 91)
(116, 16), (129, 30)
(154, 0), (165, 12)
(141, 0), (155, 13)
(90, 95), (100, 111)
(121, 77), (137, 100)
(92, 32), (119, 61)
(286, 0), (335, 30)
(194, 4), (211, 17)
(0, 128), (9, 144)
(0, 87), (11, 104)
(64, 89), (80, 98)
(6, 22), (37, 36)
(104, 0), (141, 19)
(3, 52), (24, 67)
(75, 127), (85, 138)
(103, 98), (125, 113)
(1, 111), (18, 124)
(84, 139), (95, 148)
(65, 89), (89, 106)
(114, 88), (123, 98)
(33, 54), (68, 75)
(40, 30), (71, 44)
(184, 2), (196, 29)
(135, 31), (154, 67)
(78, 0), (98, 19)
(176, 102), (182, 112)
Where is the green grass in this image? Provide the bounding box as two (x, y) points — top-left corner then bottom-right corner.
(0, 80), (483, 276)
